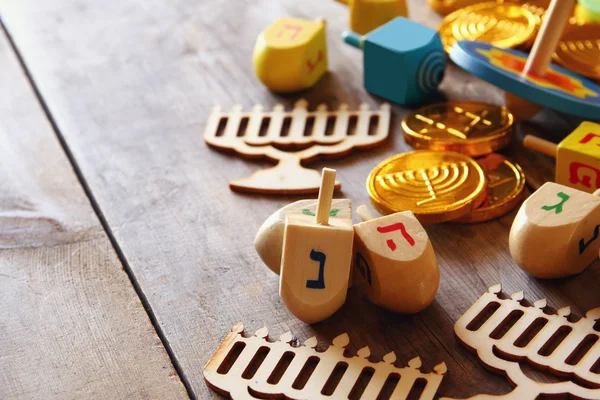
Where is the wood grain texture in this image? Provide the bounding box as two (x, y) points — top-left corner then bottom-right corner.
(0, 26), (187, 399)
(2, 0), (598, 398)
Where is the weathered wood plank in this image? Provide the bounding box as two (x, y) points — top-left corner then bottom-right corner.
(2, 0), (598, 398)
(0, 25), (188, 399)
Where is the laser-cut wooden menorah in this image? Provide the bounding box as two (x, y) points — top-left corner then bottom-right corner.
(444, 284), (600, 400)
(204, 99), (391, 194)
(203, 322), (447, 399)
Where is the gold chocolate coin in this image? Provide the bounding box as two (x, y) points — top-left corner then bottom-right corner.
(439, 2), (536, 52)
(553, 23), (600, 80)
(402, 101), (514, 157)
(367, 150), (487, 224)
(429, 0), (489, 15)
(454, 154), (526, 223)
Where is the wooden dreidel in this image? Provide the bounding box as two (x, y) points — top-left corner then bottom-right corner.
(343, 17), (446, 106)
(279, 168), (354, 324)
(334, 0), (408, 35)
(253, 17), (327, 93)
(352, 205), (439, 313)
(524, 121), (600, 194)
(254, 198), (352, 274)
(509, 182), (600, 279)
(504, 0), (575, 119)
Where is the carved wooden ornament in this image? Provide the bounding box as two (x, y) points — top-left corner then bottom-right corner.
(203, 323), (447, 400)
(203, 99), (390, 194)
(445, 284), (600, 400)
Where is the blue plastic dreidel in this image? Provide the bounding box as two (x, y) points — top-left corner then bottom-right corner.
(343, 17), (446, 106)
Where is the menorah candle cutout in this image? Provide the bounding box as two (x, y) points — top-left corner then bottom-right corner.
(334, 0), (408, 35)
(254, 199), (352, 275)
(253, 17), (327, 93)
(203, 323), (448, 400)
(280, 169), (354, 324)
(446, 284), (600, 400)
(524, 121), (600, 194)
(343, 17), (446, 106)
(353, 205), (439, 314)
(509, 181), (600, 279)
(204, 99), (390, 194)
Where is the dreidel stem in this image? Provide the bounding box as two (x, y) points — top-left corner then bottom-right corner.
(356, 205), (376, 222)
(523, 135), (558, 158)
(523, 0), (574, 76)
(316, 168), (337, 225)
(343, 31), (364, 49)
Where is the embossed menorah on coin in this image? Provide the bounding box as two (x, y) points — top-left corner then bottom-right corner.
(204, 99), (391, 194)
(368, 151), (487, 223)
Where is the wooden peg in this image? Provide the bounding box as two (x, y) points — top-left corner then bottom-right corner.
(279, 169), (354, 324)
(523, 121), (600, 193)
(505, 0), (576, 119)
(356, 204), (376, 222)
(509, 182), (600, 278)
(315, 168), (336, 225)
(523, 134), (557, 158)
(524, 0), (576, 77)
(352, 205), (439, 313)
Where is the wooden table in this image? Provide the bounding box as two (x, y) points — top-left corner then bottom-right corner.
(1, 0), (598, 398)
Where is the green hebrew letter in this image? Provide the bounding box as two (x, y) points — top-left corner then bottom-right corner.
(541, 192), (570, 214)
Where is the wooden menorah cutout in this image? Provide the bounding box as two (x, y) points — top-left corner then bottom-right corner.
(203, 323), (448, 400)
(445, 284), (600, 400)
(204, 99), (391, 194)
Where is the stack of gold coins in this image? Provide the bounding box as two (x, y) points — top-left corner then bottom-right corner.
(438, 2), (537, 52)
(553, 22), (600, 80)
(366, 101), (527, 224)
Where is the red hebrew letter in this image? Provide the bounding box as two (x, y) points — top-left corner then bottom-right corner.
(579, 133), (600, 146)
(276, 24), (303, 40)
(569, 162), (600, 189)
(376, 223), (415, 251)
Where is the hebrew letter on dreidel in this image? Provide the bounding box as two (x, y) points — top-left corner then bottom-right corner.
(352, 205), (439, 314)
(540, 191), (570, 214)
(279, 168), (354, 324)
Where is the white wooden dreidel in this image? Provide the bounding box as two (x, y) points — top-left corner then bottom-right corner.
(279, 168), (354, 324)
(524, 121), (600, 194)
(504, 0), (576, 119)
(509, 182), (600, 279)
(255, 199), (352, 274)
(352, 205), (439, 313)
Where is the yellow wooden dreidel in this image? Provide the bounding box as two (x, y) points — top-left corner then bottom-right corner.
(509, 182), (600, 279)
(253, 17), (327, 93)
(352, 205), (439, 313)
(254, 199), (352, 274)
(279, 168), (354, 324)
(334, 0), (408, 35)
(524, 121), (600, 194)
